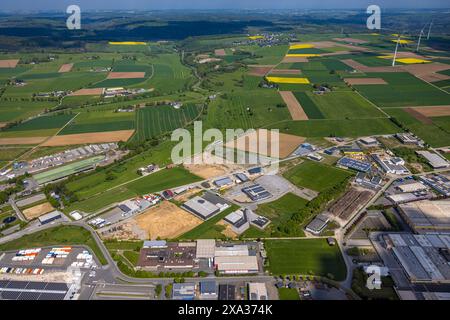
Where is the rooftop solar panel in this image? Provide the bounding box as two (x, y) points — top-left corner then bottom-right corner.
(45, 282), (69, 291)
(38, 293), (66, 300)
(26, 282), (47, 290)
(1, 291), (21, 300)
(0, 280), (10, 288)
(19, 291), (41, 300)
(7, 281), (28, 289)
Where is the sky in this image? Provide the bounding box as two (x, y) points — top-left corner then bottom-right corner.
(1, 0), (449, 11)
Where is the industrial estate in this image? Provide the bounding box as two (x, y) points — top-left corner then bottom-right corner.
(0, 5), (449, 303)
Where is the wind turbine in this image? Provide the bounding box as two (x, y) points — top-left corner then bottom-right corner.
(416, 27), (425, 52)
(392, 34), (401, 67)
(427, 20), (433, 40)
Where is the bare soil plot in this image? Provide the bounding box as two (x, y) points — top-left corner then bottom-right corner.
(404, 108), (433, 124)
(419, 73), (450, 83)
(279, 91), (309, 120)
(107, 72), (145, 79)
(173, 187), (202, 202)
(225, 129), (305, 159)
(270, 69), (301, 75)
(184, 153), (239, 179)
(247, 65), (274, 76)
(22, 202), (54, 220)
(0, 137), (47, 145)
(134, 201), (202, 239)
(58, 63), (73, 73)
(327, 189), (373, 221)
(214, 49), (226, 56)
(0, 59), (19, 68)
(70, 88), (104, 96)
(41, 130), (134, 146)
(217, 220), (238, 239)
(400, 62), (450, 76)
(344, 78), (387, 85)
(309, 41), (341, 48)
(320, 51), (352, 57)
(282, 56), (309, 63)
(0, 123), (7, 129)
(333, 37), (368, 44)
(409, 106), (450, 118)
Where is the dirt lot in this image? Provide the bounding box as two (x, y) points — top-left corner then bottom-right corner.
(41, 130), (134, 146)
(70, 88), (104, 96)
(107, 72), (145, 79)
(270, 69), (301, 75)
(404, 108), (433, 124)
(173, 187), (202, 202)
(409, 106), (450, 118)
(225, 129), (305, 159)
(217, 220), (238, 239)
(0, 59), (19, 68)
(58, 63), (73, 73)
(282, 56), (309, 63)
(344, 78), (388, 85)
(214, 49), (226, 56)
(247, 65), (274, 76)
(419, 73), (450, 83)
(184, 153), (239, 179)
(22, 202), (54, 220)
(0, 137), (47, 145)
(101, 202), (202, 240)
(279, 91), (309, 120)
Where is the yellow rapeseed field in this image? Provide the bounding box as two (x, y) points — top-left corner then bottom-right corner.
(266, 76), (310, 84)
(289, 44), (314, 50)
(109, 41), (147, 45)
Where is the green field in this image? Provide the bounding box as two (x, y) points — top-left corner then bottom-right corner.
(2, 113), (74, 133)
(244, 193), (309, 237)
(283, 160), (353, 192)
(33, 156), (105, 185)
(265, 239), (347, 281)
(132, 104), (201, 142)
(278, 288), (300, 300)
(354, 73), (450, 108)
(59, 110), (135, 135)
(271, 118), (401, 138)
(0, 225), (107, 265)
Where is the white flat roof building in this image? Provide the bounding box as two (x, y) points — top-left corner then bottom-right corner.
(398, 182), (428, 193)
(196, 239), (216, 259)
(215, 245), (249, 257)
(214, 255), (258, 274)
(416, 151), (449, 169)
(248, 283), (268, 300)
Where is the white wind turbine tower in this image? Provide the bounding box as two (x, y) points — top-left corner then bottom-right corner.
(416, 27), (425, 52)
(392, 34), (401, 67)
(427, 20), (433, 40)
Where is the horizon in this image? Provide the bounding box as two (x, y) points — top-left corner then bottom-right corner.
(1, 0), (450, 12)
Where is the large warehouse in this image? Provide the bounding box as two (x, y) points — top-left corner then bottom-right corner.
(398, 200), (450, 234)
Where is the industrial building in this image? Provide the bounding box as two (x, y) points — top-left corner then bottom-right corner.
(384, 233), (450, 283)
(218, 284), (236, 300)
(223, 209), (250, 234)
(371, 154), (409, 175)
(234, 173), (249, 183)
(305, 213), (330, 235)
(245, 209), (271, 230)
(182, 192), (230, 220)
(242, 184), (272, 201)
(214, 244), (259, 274)
(196, 239), (216, 260)
(38, 211), (62, 225)
(387, 192), (429, 205)
(398, 200), (450, 234)
(337, 157), (371, 172)
(416, 151), (449, 169)
(214, 255), (259, 274)
(137, 242), (196, 270)
(395, 133), (421, 145)
(359, 137), (379, 147)
(247, 167), (262, 175)
(172, 283), (196, 300)
(248, 283), (268, 300)
(199, 281), (218, 300)
(396, 182), (428, 193)
(419, 174), (450, 197)
(213, 177), (233, 188)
